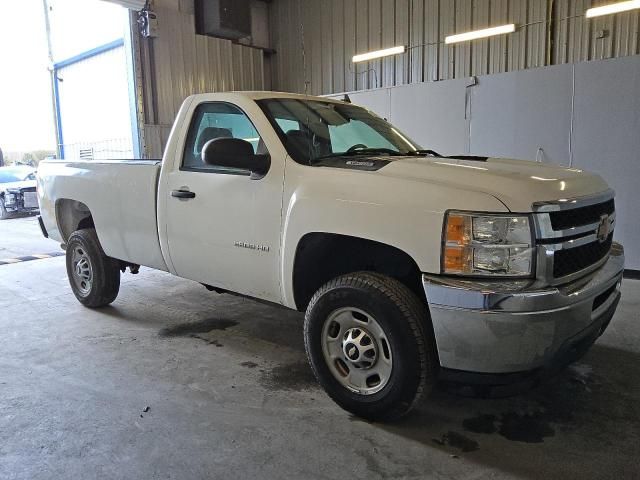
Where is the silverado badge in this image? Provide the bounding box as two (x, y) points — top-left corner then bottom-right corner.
(234, 241), (270, 252)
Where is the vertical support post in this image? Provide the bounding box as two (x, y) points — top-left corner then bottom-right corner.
(52, 67), (65, 160)
(42, 0), (63, 159)
(124, 9), (146, 158)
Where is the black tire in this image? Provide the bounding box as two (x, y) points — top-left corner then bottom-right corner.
(0, 197), (9, 220)
(304, 272), (436, 421)
(66, 228), (121, 308)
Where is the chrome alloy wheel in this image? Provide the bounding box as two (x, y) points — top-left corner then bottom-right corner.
(71, 246), (93, 296)
(321, 307), (393, 395)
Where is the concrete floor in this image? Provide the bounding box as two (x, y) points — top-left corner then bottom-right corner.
(0, 214), (61, 259)
(1, 217), (639, 479)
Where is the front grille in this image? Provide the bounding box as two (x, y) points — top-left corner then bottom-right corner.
(553, 233), (613, 278)
(550, 199), (614, 230)
(19, 187), (39, 209)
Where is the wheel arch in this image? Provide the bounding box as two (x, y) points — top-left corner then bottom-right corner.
(55, 198), (95, 243)
(291, 232), (425, 311)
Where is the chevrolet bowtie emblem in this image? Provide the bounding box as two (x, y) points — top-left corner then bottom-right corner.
(596, 214), (610, 243)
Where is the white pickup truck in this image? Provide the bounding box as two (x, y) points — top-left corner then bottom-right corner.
(37, 92), (624, 420)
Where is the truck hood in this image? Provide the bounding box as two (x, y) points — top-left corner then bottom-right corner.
(375, 156), (610, 212)
(1, 180), (36, 191)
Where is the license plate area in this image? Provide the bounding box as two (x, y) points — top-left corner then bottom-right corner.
(592, 283), (617, 311)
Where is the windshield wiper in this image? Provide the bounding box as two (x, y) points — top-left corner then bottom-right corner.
(405, 149), (488, 161)
(312, 148), (404, 163)
(404, 149), (443, 157)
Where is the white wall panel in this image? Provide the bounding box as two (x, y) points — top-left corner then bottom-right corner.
(571, 56), (640, 269)
(469, 64), (574, 165)
(347, 89), (391, 120)
(334, 55), (640, 268)
(390, 79), (469, 155)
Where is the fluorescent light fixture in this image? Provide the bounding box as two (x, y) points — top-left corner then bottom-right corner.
(352, 46), (405, 63)
(445, 24), (516, 44)
(586, 0), (640, 18)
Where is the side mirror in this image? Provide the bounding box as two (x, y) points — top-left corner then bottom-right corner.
(201, 138), (270, 179)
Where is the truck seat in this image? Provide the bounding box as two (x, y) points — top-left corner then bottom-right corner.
(196, 127), (232, 154)
(285, 130), (331, 160)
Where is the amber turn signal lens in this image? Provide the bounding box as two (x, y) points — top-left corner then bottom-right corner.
(445, 214), (467, 245)
(443, 246), (467, 273)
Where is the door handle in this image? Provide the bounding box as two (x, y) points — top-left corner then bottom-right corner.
(171, 189), (196, 199)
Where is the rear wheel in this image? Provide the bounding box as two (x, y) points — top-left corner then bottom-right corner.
(304, 272), (436, 421)
(66, 229), (120, 308)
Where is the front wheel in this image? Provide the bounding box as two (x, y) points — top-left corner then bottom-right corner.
(304, 272), (436, 421)
(66, 229), (121, 308)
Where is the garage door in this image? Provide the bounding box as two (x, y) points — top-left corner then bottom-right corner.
(102, 0), (145, 10)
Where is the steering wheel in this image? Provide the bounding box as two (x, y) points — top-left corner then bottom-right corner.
(346, 144), (368, 153)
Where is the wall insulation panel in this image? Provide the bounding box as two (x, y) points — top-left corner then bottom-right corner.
(469, 64), (573, 165)
(571, 56), (640, 270)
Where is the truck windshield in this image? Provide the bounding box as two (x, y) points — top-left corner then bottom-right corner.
(0, 170), (24, 183)
(257, 98), (421, 165)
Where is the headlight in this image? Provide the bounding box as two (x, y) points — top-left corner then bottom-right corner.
(5, 193), (16, 204)
(442, 212), (535, 277)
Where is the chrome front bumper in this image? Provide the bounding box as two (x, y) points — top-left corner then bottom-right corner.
(423, 242), (624, 375)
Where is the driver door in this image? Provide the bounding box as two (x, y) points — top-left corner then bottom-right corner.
(164, 101), (284, 303)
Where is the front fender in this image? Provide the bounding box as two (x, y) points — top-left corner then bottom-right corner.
(279, 161), (508, 308)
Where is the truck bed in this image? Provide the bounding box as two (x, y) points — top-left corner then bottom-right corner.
(37, 159), (168, 271)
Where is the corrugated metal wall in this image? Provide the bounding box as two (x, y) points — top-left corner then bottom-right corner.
(139, 1), (266, 157)
(270, 0), (640, 95)
(554, 0), (640, 63)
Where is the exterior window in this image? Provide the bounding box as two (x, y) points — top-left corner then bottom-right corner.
(257, 98), (420, 165)
(182, 102), (264, 172)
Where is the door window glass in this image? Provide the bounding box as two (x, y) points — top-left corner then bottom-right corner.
(182, 102), (264, 171)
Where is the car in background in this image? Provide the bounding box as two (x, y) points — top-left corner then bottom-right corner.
(0, 165), (39, 219)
